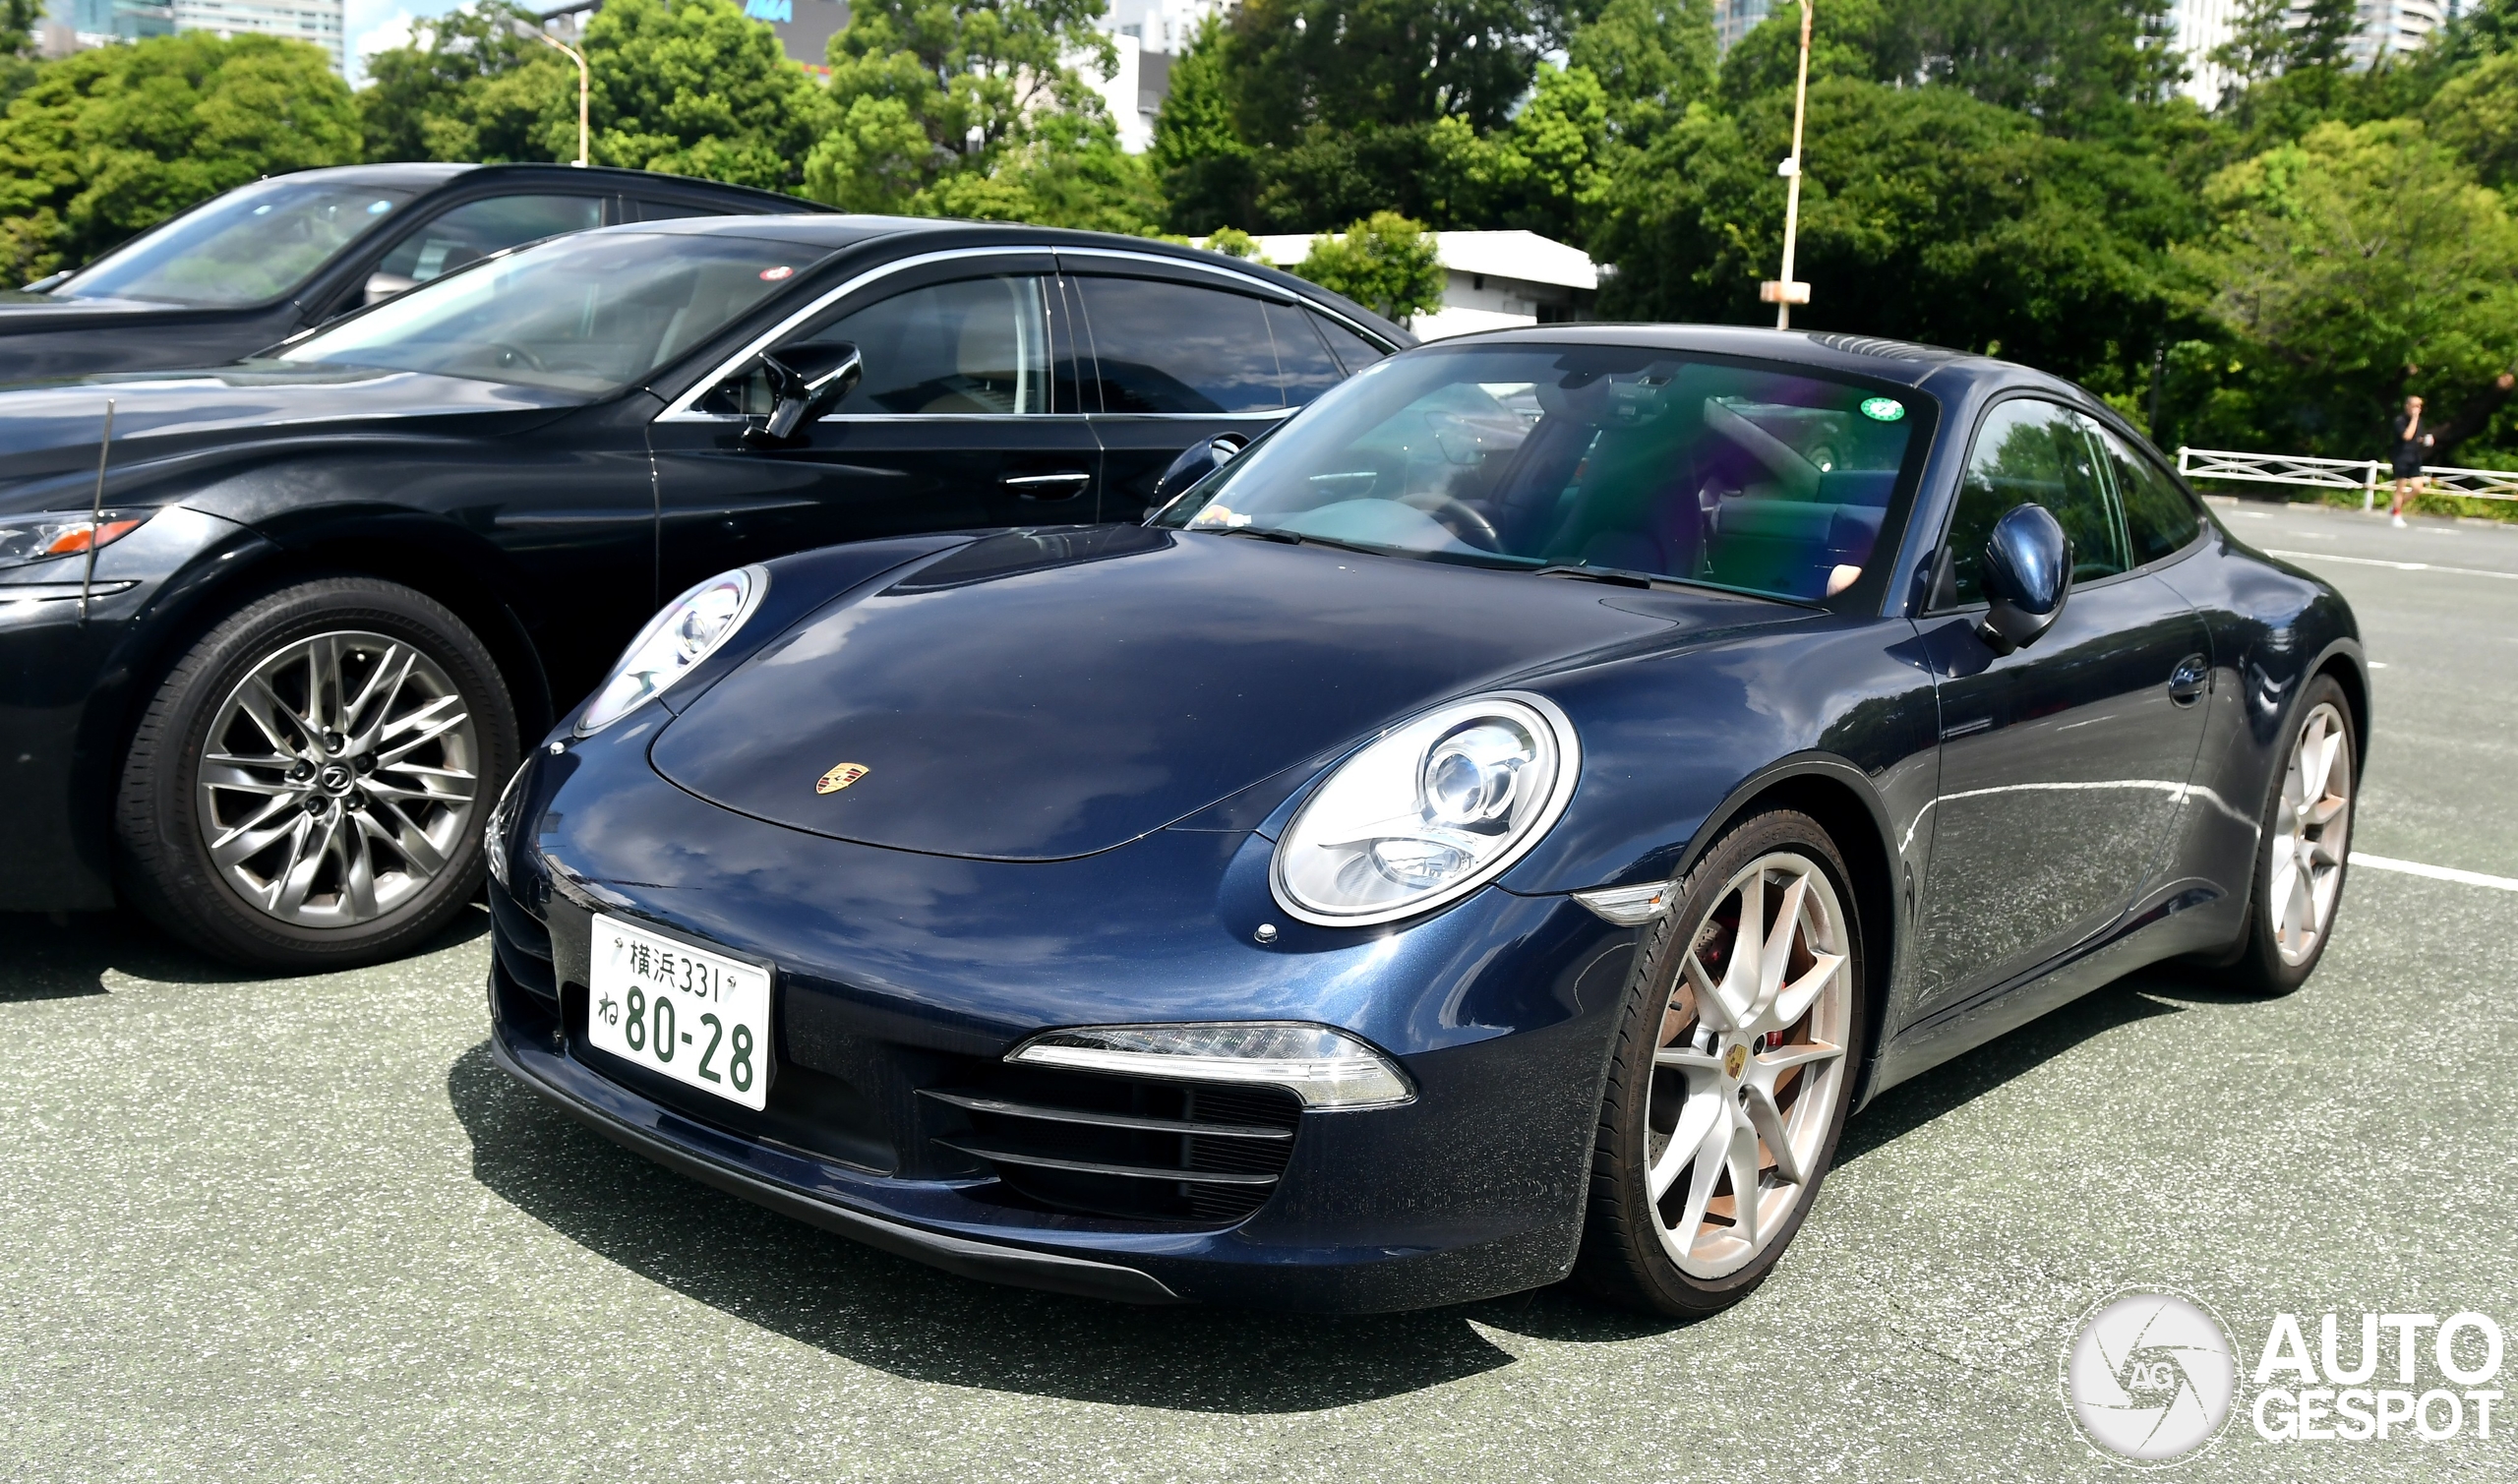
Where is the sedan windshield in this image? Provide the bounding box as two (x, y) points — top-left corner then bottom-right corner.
(276, 231), (813, 395)
(53, 176), (414, 307)
(1154, 344), (1927, 605)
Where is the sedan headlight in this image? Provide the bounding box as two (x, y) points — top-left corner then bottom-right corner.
(0, 510), (150, 568)
(1271, 691), (1579, 927)
(1009, 1023), (1412, 1107)
(576, 565), (767, 734)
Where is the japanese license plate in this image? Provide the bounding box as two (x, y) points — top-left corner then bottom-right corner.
(586, 914), (772, 1111)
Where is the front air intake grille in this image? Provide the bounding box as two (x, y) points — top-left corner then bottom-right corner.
(921, 1068), (1301, 1224)
(488, 879), (556, 1002)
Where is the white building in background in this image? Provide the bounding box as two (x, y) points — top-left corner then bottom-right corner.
(2347, 0), (2452, 68)
(2172, 0), (2243, 107)
(1225, 230), (1598, 339)
(171, 0), (343, 72)
(1083, 0), (1229, 153)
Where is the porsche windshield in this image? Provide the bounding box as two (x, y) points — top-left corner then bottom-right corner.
(1154, 345), (1926, 604)
(274, 231), (812, 395)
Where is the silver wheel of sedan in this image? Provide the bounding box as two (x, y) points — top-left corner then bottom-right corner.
(2268, 699), (2353, 968)
(1645, 850), (1853, 1278)
(195, 630), (480, 928)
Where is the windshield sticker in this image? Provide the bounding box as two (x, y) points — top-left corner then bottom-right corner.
(1860, 396), (1905, 422)
(1188, 505), (1252, 529)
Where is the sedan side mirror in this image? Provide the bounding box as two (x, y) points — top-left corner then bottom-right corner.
(1152, 433), (1250, 505)
(743, 340), (862, 448)
(1976, 503), (2071, 655)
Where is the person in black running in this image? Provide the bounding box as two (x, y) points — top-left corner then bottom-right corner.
(2389, 393), (2431, 526)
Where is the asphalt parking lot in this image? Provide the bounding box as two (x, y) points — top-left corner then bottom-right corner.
(3, 495), (2513, 1482)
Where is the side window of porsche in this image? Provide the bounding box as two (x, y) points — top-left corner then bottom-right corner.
(2088, 420), (2205, 564)
(1940, 397), (2128, 606)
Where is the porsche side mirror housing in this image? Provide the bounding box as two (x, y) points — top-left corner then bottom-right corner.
(364, 271), (418, 307)
(1152, 432), (1251, 505)
(1976, 503), (2070, 655)
(744, 340), (862, 448)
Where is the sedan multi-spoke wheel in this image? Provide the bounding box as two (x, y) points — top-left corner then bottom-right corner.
(117, 577), (517, 970)
(2225, 675), (2359, 994)
(196, 631), (479, 927)
(1579, 808), (1867, 1318)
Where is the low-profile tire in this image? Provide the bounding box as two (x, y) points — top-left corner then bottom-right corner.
(115, 576), (518, 971)
(1575, 807), (1869, 1319)
(2220, 674), (2358, 996)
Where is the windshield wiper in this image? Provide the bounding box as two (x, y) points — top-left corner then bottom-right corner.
(1532, 564), (1662, 589)
(1208, 526), (1382, 558)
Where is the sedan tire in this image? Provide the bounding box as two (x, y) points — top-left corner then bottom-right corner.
(1576, 807), (1869, 1318)
(115, 577), (518, 971)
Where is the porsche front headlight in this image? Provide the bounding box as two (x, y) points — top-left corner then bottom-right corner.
(1271, 691), (1579, 927)
(576, 565), (767, 734)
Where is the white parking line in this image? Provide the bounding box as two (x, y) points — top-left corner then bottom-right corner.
(2352, 854), (2518, 892)
(2263, 550), (2518, 581)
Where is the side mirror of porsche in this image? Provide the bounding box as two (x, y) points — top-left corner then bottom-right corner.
(1151, 432), (1251, 506)
(1975, 503), (2071, 655)
(742, 340), (862, 448)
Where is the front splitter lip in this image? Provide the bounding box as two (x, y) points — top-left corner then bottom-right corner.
(489, 1016), (1186, 1307)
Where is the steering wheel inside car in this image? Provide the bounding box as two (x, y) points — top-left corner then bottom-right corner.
(1400, 493), (1503, 551)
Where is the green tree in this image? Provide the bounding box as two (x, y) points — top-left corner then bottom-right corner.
(1595, 78), (2196, 388)
(0, 32), (360, 284)
(1, 0), (41, 109)
(809, 0), (1119, 212)
(1882, 0), (2184, 129)
(359, 1), (571, 163)
(1225, 0), (1574, 145)
(2426, 49), (2518, 190)
(583, 0), (826, 189)
(1568, 0), (1716, 149)
(1424, 62), (1612, 244)
(1289, 210), (1444, 321)
(1149, 12), (1256, 232)
(2185, 118), (2518, 457)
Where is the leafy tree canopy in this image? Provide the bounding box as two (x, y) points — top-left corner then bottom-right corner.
(359, 1), (573, 164)
(581, 0), (825, 190)
(1290, 210), (1443, 320)
(0, 32), (358, 285)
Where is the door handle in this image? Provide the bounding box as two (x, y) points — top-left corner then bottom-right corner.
(1004, 471), (1091, 500)
(2167, 653), (2209, 704)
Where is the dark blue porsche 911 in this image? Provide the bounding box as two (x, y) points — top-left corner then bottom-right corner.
(485, 326), (2365, 1316)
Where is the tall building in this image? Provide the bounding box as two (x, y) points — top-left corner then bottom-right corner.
(1713, 0), (1774, 54)
(2347, 0), (2451, 69)
(38, 0), (173, 55)
(1086, 0), (1232, 153)
(2173, 0), (2244, 107)
(171, 0), (344, 73)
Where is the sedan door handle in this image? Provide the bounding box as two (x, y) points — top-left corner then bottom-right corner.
(1004, 471), (1091, 500)
(2167, 653), (2209, 704)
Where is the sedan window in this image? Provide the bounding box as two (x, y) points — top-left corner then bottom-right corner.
(1154, 344), (1923, 605)
(50, 177), (414, 307)
(370, 195), (605, 291)
(275, 231), (814, 395)
(1071, 275), (1297, 413)
(1942, 398), (2126, 605)
(2087, 420), (2205, 564)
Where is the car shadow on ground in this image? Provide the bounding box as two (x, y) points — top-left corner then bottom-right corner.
(442, 973), (2220, 1411)
(1836, 973), (2196, 1164)
(0, 903), (490, 1002)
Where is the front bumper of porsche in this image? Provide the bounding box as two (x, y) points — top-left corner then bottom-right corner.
(485, 733), (1643, 1311)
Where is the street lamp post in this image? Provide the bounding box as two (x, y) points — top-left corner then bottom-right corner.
(513, 19), (590, 168)
(1758, 0), (1815, 328)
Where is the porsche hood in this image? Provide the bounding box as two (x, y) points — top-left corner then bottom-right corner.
(648, 526), (1796, 861)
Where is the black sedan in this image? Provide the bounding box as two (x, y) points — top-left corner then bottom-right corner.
(0, 216), (1406, 966)
(486, 326), (2365, 1314)
(0, 162), (821, 380)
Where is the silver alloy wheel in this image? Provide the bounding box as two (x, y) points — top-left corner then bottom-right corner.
(195, 630), (479, 928)
(1645, 851), (1853, 1279)
(2269, 700), (2353, 967)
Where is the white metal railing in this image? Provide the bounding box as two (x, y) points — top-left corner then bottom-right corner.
(2177, 446), (2518, 507)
